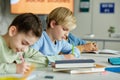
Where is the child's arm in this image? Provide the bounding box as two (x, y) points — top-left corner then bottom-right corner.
(16, 61), (30, 74)
(61, 40), (81, 58)
(23, 47), (74, 68)
(16, 53), (31, 74)
(0, 63), (16, 74)
(23, 47), (48, 68)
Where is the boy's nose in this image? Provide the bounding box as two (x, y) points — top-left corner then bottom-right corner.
(21, 49), (24, 52)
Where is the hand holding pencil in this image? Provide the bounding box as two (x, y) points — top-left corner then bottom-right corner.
(16, 53), (31, 74)
(63, 44), (76, 60)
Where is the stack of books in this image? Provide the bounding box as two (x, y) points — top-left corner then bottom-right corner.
(53, 59), (105, 74)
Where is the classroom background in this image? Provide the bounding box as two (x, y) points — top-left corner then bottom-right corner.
(0, 0), (120, 50)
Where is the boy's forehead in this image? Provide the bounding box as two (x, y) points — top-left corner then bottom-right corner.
(25, 30), (38, 37)
(24, 34), (38, 45)
(22, 32), (38, 41)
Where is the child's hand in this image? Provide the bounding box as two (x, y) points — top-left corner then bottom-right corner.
(16, 62), (30, 74)
(82, 42), (98, 52)
(63, 54), (75, 60)
(51, 62), (55, 68)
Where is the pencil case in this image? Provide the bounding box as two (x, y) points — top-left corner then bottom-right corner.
(108, 57), (120, 65)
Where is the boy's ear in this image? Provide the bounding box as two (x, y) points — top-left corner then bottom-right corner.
(9, 26), (17, 37)
(50, 20), (56, 28)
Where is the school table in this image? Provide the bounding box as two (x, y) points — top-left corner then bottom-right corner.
(28, 53), (120, 80)
(0, 53), (120, 80)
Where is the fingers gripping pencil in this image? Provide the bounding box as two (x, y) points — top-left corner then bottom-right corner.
(18, 53), (35, 80)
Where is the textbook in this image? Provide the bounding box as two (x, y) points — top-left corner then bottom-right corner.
(55, 59), (95, 68)
(53, 64), (105, 74)
(82, 49), (120, 55)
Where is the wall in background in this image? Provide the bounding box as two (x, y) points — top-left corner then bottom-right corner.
(0, 0), (16, 34)
(73, 0), (120, 37)
(72, 0), (120, 50)
(0, 0), (120, 50)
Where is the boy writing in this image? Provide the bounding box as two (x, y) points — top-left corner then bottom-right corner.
(0, 13), (48, 74)
(31, 7), (80, 61)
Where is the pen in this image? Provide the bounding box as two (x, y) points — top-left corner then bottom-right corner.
(72, 44), (74, 55)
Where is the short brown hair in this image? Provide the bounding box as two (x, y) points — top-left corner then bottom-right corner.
(9, 13), (42, 37)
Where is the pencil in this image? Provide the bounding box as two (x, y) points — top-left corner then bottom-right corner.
(19, 53), (25, 62)
(72, 44), (74, 55)
(18, 53), (35, 80)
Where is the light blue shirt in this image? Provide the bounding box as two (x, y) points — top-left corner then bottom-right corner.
(31, 31), (80, 59)
(68, 33), (86, 46)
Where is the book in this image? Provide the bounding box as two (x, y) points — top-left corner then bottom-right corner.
(82, 49), (120, 55)
(55, 59), (95, 68)
(53, 64), (105, 74)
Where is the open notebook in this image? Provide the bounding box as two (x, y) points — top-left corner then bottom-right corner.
(82, 49), (120, 55)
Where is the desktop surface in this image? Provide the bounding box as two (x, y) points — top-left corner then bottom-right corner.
(0, 53), (120, 80)
(28, 53), (120, 80)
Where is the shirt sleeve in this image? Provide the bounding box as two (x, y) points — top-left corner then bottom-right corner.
(0, 39), (16, 74)
(23, 48), (48, 68)
(24, 48), (65, 64)
(47, 55), (64, 63)
(61, 40), (81, 58)
(0, 63), (16, 74)
(68, 33), (86, 46)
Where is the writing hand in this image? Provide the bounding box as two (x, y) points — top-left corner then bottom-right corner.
(81, 42), (98, 52)
(63, 54), (75, 60)
(16, 62), (31, 74)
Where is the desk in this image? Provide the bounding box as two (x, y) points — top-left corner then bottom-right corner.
(82, 37), (120, 49)
(28, 54), (120, 80)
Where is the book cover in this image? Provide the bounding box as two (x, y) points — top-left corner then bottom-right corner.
(55, 59), (95, 68)
(53, 64), (105, 74)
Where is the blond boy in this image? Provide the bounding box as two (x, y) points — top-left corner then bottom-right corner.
(32, 7), (80, 61)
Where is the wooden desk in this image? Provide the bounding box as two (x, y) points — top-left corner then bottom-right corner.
(27, 54), (120, 80)
(82, 37), (120, 49)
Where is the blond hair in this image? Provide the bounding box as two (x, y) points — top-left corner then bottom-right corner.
(46, 7), (76, 31)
